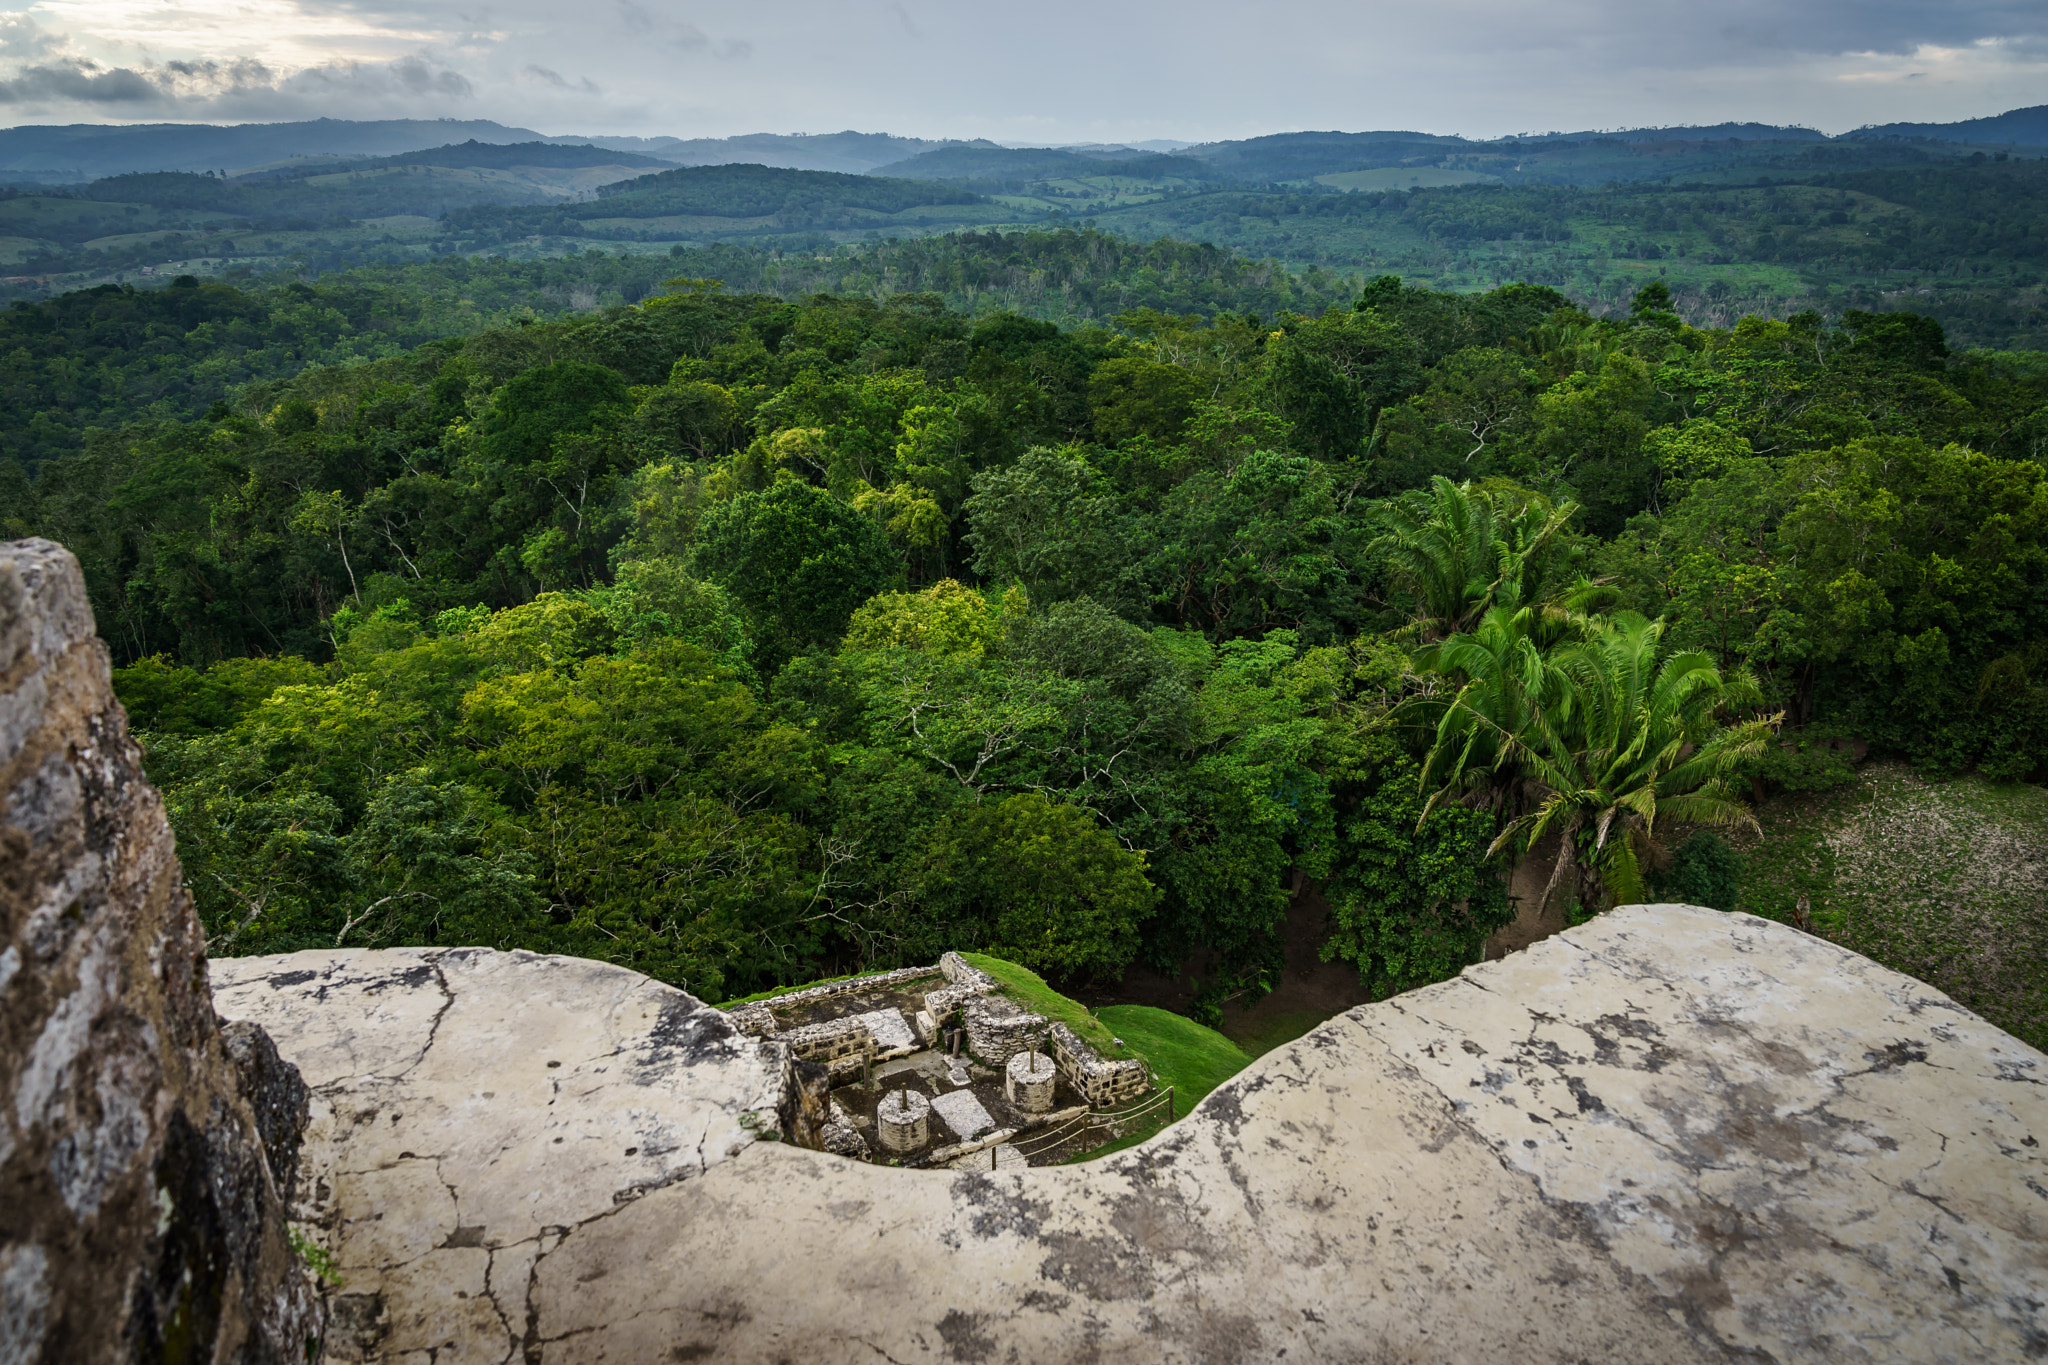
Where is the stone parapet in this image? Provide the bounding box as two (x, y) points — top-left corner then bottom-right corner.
(211, 946), (803, 1363)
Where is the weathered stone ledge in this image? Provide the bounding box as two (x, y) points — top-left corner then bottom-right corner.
(217, 906), (2047, 1363)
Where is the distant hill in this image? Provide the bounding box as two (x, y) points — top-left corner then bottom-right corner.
(61, 145), (669, 224)
(444, 162), (993, 245)
(589, 162), (980, 215)
(6, 113), (2034, 193)
(871, 145), (1216, 185)
(222, 141), (675, 186)
(1179, 130), (1479, 182)
(570, 131), (960, 175)
(1848, 104), (2048, 146)
(350, 140), (674, 172)
(1520, 122), (1827, 143)
(0, 118), (551, 181)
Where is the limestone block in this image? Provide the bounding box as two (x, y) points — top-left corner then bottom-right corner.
(1005, 1050), (1056, 1113)
(874, 1089), (930, 1153)
(928, 1086), (998, 1142)
(851, 1006), (915, 1053)
(937, 950), (999, 993)
(0, 538), (320, 1365)
(741, 965), (940, 1021)
(1046, 1020), (1151, 1107)
(820, 1100), (870, 1161)
(780, 1014), (876, 1081)
(912, 1009), (938, 1044)
(726, 1001), (776, 1037)
(210, 947), (803, 1364)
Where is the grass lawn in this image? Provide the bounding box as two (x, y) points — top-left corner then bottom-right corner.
(1736, 762), (2048, 1052)
(1223, 1009), (1332, 1059)
(1056, 1003), (1252, 1163)
(961, 953), (1136, 1060)
(1094, 1004), (1252, 1110)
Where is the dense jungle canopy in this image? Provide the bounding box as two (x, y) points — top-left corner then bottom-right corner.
(5, 254), (2042, 1015)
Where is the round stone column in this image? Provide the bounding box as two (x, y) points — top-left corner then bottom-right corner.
(875, 1089), (931, 1153)
(1005, 1051), (1057, 1114)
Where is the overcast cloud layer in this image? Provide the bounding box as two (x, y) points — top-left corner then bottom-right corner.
(0, 0), (2042, 142)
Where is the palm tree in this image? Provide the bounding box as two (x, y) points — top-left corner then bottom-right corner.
(1423, 611), (1776, 915)
(1377, 476), (1580, 641)
(1415, 602), (1566, 819)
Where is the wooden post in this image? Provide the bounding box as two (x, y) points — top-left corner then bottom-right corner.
(991, 1143), (997, 1172)
(1167, 1085), (1175, 1120)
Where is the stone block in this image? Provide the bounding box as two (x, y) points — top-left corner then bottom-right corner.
(875, 1089), (930, 1153)
(1005, 1051), (1057, 1113)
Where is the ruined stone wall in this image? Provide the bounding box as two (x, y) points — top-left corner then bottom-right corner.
(0, 538), (321, 1365)
(960, 993), (1047, 1067)
(1046, 1021), (1152, 1107)
(781, 1015), (877, 1080)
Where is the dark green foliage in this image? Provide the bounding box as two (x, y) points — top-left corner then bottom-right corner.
(1655, 830), (1743, 913)
(474, 360), (631, 466)
(914, 791), (1159, 980)
(593, 163), (983, 214)
(12, 242), (2043, 1018)
(1321, 749), (1512, 996)
(692, 480), (898, 657)
(112, 655), (323, 734)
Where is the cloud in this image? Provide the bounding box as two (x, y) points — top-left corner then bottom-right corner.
(0, 12), (59, 60)
(0, 58), (161, 104)
(524, 63), (600, 94)
(0, 0), (2037, 140)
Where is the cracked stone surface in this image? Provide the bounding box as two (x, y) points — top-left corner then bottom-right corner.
(208, 946), (798, 1364)
(222, 906), (2044, 1363)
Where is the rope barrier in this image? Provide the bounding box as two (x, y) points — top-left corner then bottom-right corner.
(1011, 1085), (1180, 1158)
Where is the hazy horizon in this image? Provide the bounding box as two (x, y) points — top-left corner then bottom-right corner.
(0, 0), (2041, 146)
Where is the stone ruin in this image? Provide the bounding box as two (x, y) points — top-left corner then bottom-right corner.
(724, 951), (1153, 1167)
(6, 534), (2046, 1364)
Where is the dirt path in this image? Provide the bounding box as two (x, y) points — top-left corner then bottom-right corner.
(1485, 831), (1571, 959)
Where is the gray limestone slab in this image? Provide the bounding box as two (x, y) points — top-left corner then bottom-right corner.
(851, 1006), (915, 1052)
(927, 1086), (997, 1140)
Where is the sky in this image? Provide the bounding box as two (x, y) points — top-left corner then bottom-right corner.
(0, 0), (2042, 142)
